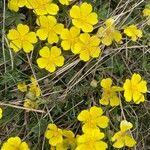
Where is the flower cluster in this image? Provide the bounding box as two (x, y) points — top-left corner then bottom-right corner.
(1, 136), (30, 150)
(17, 76), (41, 109)
(99, 73), (147, 106)
(7, 1), (147, 73)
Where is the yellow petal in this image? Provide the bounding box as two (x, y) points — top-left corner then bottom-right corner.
(37, 58), (48, 68)
(51, 46), (61, 57)
(102, 36), (112, 46)
(10, 40), (21, 52)
(90, 106), (103, 117)
(46, 63), (56, 73)
(80, 3), (92, 16)
(60, 29), (70, 39)
(113, 30), (122, 42)
(79, 33), (90, 43)
(54, 56), (64, 67)
(46, 3), (59, 15)
(23, 41), (34, 53)
(17, 24), (29, 36)
(105, 18), (115, 26)
(77, 110), (90, 121)
(26, 32), (37, 43)
(99, 98), (109, 105)
(81, 22), (93, 32)
(137, 81), (147, 93)
(53, 23), (64, 34)
(131, 73), (141, 84)
(48, 32), (59, 44)
(7, 29), (19, 40)
(124, 135), (136, 147)
(70, 5), (80, 18)
(86, 12), (98, 25)
(61, 40), (71, 50)
(70, 26), (80, 38)
(72, 42), (82, 54)
(100, 78), (112, 88)
(143, 8), (150, 16)
(133, 91), (142, 102)
(90, 47), (101, 58)
(36, 29), (48, 40)
(113, 140), (124, 148)
(109, 96), (120, 106)
(39, 46), (50, 57)
(80, 50), (90, 61)
(96, 116), (109, 128)
(120, 120), (133, 131)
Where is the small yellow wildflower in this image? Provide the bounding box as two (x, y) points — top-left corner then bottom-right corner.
(143, 7), (150, 25)
(59, 0), (73, 5)
(28, 0), (59, 16)
(124, 25), (143, 41)
(28, 76), (41, 98)
(99, 78), (123, 107)
(77, 106), (109, 132)
(36, 16), (64, 44)
(0, 108), (2, 119)
(17, 82), (27, 92)
(23, 98), (39, 109)
(45, 123), (63, 146)
(60, 26), (80, 51)
(72, 33), (101, 61)
(97, 18), (122, 46)
(1, 136), (30, 150)
(112, 120), (136, 148)
(37, 46), (65, 73)
(7, 24), (37, 53)
(70, 2), (98, 32)
(8, 0), (31, 12)
(123, 73), (147, 104)
(76, 130), (108, 150)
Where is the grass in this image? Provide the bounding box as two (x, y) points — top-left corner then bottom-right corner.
(0, 0), (150, 149)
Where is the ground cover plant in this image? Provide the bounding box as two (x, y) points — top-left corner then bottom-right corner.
(0, 0), (150, 149)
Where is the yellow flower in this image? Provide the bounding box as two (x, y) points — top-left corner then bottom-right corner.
(28, 0), (59, 16)
(72, 33), (101, 61)
(76, 130), (108, 150)
(37, 46), (65, 73)
(1, 136), (30, 150)
(7, 24), (37, 53)
(97, 18), (122, 46)
(123, 73), (147, 104)
(60, 26), (80, 51)
(70, 2), (98, 32)
(28, 76), (41, 98)
(99, 78), (123, 107)
(124, 25), (143, 41)
(8, 0), (31, 12)
(59, 0), (73, 5)
(45, 123), (63, 146)
(112, 120), (136, 148)
(0, 108), (3, 119)
(77, 106), (109, 133)
(17, 82), (27, 92)
(23, 98), (39, 109)
(36, 16), (64, 44)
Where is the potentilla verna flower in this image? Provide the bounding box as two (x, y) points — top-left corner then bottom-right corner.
(1, 136), (30, 150)
(7, 24), (37, 53)
(112, 120), (136, 148)
(76, 130), (108, 150)
(123, 73), (147, 104)
(37, 46), (65, 73)
(72, 33), (101, 61)
(100, 78), (123, 107)
(124, 25), (143, 41)
(0, 108), (2, 119)
(143, 6), (150, 25)
(36, 15), (64, 44)
(97, 18), (122, 46)
(77, 106), (109, 132)
(70, 2), (98, 32)
(45, 123), (63, 146)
